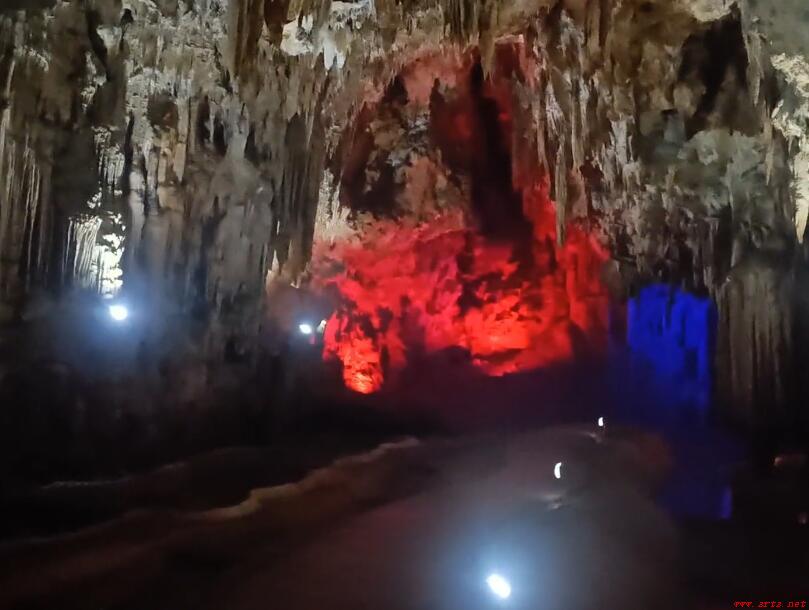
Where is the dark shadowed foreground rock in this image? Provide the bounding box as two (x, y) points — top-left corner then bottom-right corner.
(0, 427), (681, 610)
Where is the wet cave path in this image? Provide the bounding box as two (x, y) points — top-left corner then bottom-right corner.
(0, 392), (805, 610)
(2, 307), (809, 608)
(361, 342), (747, 522)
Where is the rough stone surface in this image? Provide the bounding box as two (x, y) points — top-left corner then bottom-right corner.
(1, 0), (809, 436)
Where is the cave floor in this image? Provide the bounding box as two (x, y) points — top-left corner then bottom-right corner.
(0, 353), (808, 609)
(0, 434), (806, 609)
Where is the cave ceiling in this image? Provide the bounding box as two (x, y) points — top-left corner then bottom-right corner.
(1, 0), (809, 416)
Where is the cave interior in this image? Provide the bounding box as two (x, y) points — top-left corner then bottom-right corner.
(0, 0), (809, 608)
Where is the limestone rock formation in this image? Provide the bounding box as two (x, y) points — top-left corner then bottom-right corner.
(1, 0), (809, 436)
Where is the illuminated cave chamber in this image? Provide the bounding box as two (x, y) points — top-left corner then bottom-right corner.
(4, 0), (809, 484)
(311, 45), (612, 394)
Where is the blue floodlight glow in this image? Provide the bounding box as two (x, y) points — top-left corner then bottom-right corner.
(627, 285), (715, 409)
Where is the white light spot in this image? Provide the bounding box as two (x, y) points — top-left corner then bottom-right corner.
(108, 304), (129, 322)
(554, 462), (563, 480)
(299, 323), (313, 335)
(597, 416), (605, 428)
(317, 319), (327, 333)
(486, 573), (512, 600)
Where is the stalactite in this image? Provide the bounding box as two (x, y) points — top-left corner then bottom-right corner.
(0, 0), (808, 428)
(716, 262), (794, 428)
(68, 215), (103, 288)
(0, 132), (47, 309)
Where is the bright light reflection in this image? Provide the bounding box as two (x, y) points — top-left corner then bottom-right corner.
(486, 573), (512, 600)
(108, 304), (129, 322)
(597, 416), (605, 428)
(299, 323), (313, 335)
(554, 461), (563, 480)
(317, 319), (327, 333)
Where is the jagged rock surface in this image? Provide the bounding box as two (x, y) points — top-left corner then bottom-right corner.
(1, 0), (809, 432)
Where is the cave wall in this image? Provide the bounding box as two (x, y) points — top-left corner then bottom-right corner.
(628, 284), (715, 411)
(0, 0), (808, 432)
(501, 1), (807, 430)
(493, 1), (807, 431)
(308, 47), (614, 394)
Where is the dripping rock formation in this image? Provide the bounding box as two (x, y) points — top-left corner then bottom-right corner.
(1, 0), (809, 478)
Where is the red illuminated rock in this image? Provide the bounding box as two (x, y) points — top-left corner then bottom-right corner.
(312, 188), (610, 393)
